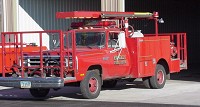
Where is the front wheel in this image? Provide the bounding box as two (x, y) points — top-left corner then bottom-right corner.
(80, 69), (101, 99)
(149, 64), (166, 89)
(29, 88), (50, 98)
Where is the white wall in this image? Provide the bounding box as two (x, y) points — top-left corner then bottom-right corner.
(0, 0), (2, 32)
(18, 5), (49, 49)
(101, 0), (124, 12)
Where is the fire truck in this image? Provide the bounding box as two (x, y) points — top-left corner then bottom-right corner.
(0, 11), (187, 99)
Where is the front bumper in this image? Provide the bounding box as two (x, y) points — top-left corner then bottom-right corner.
(0, 77), (64, 88)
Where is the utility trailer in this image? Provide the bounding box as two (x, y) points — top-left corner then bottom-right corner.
(0, 45), (47, 74)
(0, 11), (187, 99)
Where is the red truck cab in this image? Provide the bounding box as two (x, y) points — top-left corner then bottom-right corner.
(74, 28), (130, 80)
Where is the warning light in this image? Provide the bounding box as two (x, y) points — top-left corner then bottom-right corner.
(86, 21), (116, 27)
(71, 22), (84, 29)
(153, 12), (159, 18)
(71, 21), (116, 29)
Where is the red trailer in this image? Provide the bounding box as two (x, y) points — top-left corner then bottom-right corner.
(0, 11), (187, 99)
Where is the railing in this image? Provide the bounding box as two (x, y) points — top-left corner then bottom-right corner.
(144, 33), (187, 70)
(169, 33), (187, 70)
(158, 33), (187, 70)
(0, 30), (76, 78)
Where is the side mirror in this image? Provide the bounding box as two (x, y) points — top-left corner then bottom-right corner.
(118, 32), (126, 48)
(158, 18), (164, 24)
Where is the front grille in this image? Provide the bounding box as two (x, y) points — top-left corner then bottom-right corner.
(23, 55), (72, 67)
(29, 58), (45, 66)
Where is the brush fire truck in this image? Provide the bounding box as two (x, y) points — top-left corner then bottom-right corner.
(0, 11), (187, 99)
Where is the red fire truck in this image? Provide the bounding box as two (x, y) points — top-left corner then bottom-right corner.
(0, 11), (187, 99)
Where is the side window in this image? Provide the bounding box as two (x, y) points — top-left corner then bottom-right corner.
(108, 32), (119, 48)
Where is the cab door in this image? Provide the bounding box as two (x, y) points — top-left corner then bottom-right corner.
(106, 31), (130, 77)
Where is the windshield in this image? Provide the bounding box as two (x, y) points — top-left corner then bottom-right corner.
(76, 32), (105, 48)
(54, 32), (106, 49)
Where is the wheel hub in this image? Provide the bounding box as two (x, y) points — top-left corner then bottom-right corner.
(89, 77), (98, 93)
(157, 70), (164, 84)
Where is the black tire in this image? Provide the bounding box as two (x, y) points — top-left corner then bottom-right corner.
(80, 69), (101, 99)
(102, 80), (117, 88)
(142, 77), (152, 89)
(29, 88), (50, 98)
(149, 64), (166, 89)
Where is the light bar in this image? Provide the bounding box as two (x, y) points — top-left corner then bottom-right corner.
(101, 12), (153, 19)
(134, 12), (153, 18)
(56, 11), (156, 19)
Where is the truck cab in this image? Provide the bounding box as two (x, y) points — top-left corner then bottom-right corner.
(70, 28), (131, 80)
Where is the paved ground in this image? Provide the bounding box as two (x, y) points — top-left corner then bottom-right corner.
(0, 67), (200, 107)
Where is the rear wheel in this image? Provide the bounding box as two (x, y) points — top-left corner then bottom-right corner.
(29, 88), (50, 98)
(80, 70), (101, 99)
(149, 64), (166, 89)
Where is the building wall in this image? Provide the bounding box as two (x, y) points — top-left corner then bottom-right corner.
(0, 0), (2, 32)
(19, 0), (101, 31)
(126, 0), (200, 66)
(101, 0), (124, 12)
(1, 0), (17, 32)
(18, 0), (101, 49)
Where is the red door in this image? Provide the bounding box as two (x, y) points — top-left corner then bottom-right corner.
(106, 31), (130, 77)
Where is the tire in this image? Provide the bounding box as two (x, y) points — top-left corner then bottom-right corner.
(149, 64), (166, 89)
(142, 77), (152, 89)
(102, 80), (117, 88)
(29, 88), (50, 98)
(80, 69), (101, 99)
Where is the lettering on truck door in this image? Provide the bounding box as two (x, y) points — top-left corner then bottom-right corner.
(106, 31), (129, 77)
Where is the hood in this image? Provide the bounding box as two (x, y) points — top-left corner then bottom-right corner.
(42, 47), (103, 55)
(23, 46), (105, 58)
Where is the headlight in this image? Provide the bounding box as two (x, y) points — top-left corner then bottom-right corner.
(65, 58), (73, 67)
(65, 58), (69, 67)
(22, 58), (30, 66)
(76, 56), (78, 71)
